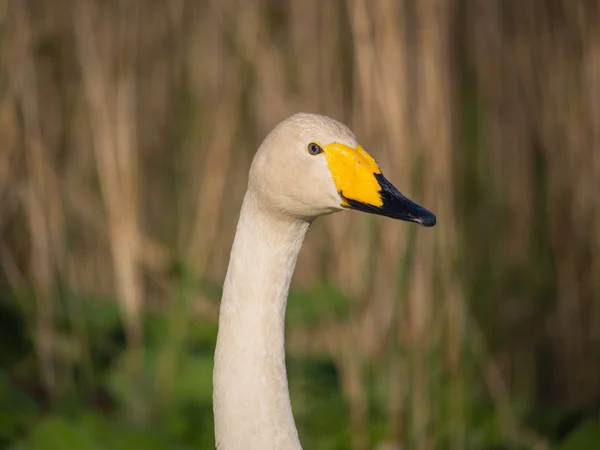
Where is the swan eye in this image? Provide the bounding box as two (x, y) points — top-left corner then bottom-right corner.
(307, 143), (323, 155)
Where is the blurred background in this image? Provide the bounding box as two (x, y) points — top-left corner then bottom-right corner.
(1, 0), (599, 449)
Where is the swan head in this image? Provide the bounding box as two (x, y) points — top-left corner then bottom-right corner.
(248, 113), (436, 226)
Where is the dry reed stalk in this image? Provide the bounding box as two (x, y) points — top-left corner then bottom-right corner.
(337, 346), (369, 450)
(9, 2), (67, 397)
(186, 70), (240, 274)
(585, 33), (600, 343)
(0, 96), (17, 196)
(290, 0), (320, 110)
(73, 0), (144, 420)
(0, 101), (19, 244)
(415, 0), (466, 447)
(368, 2), (415, 445)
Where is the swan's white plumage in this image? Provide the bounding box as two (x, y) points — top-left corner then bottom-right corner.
(213, 113), (434, 450)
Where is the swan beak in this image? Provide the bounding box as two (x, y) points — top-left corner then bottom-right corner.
(323, 143), (436, 227)
(342, 172), (437, 227)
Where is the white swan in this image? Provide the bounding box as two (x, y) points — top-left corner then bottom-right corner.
(213, 113), (436, 450)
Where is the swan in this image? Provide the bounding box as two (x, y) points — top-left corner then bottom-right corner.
(213, 113), (436, 450)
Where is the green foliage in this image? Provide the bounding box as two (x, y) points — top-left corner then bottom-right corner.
(287, 283), (351, 327)
(1, 277), (595, 450)
(28, 417), (98, 450)
(557, 420), (600, 450)
(288, 356), (351, 449)
(19, 413), (195, 450)
(0, 373), (39, 445)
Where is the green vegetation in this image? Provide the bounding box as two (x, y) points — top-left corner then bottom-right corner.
(1, 278), (598, 449)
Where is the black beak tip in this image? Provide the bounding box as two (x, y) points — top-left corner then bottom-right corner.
(419, 213), (437, 227)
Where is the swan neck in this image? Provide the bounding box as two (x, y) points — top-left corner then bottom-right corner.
(213, 190), (308, 450)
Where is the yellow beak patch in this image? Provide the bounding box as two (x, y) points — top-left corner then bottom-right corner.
(323, 143), (383, 207)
